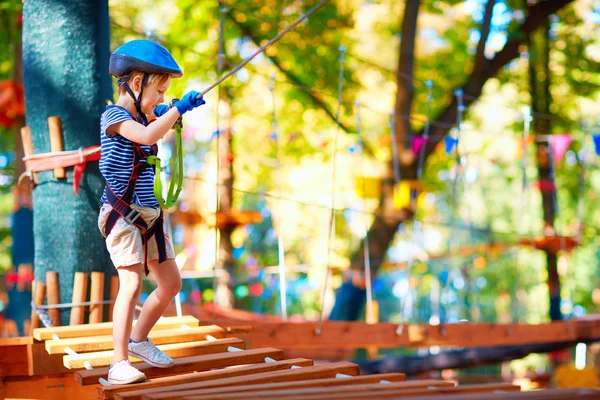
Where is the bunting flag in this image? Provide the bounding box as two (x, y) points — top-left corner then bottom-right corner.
(444, 136), (458, 155)
(593, 134), (600, 156)
(534, 180), (556, 192)
(549, 134), (572, 163)
(411, 136), (428, 156)
(269, 131), (277, 141)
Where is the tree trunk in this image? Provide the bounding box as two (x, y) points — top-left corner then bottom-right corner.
(22, 0), (113, 325)
(529, 18), (561, 321)
(330, 0), (574, 321)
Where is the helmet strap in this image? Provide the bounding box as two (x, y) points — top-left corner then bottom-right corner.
(117, 73), (150, 125)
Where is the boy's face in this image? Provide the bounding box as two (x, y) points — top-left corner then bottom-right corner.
(131, 76), (171, 115)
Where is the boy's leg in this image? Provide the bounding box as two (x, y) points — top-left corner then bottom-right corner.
(113, 263), (144, 363)
(130, 258), (181, 341)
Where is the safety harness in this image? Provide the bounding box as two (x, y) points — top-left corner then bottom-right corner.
(103, 134), (167, 276)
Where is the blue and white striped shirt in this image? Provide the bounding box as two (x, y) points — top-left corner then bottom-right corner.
(99, 105), (159, 208)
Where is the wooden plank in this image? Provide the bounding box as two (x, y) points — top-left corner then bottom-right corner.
(409, 321), (579, 347)
(0, 373), (96, 400)
(30, 280), (46, 332)
(33, 315), (200, 340)
(76, 347), (284, 386)
(0, 343), (30, 376)
(64, 337), (245, 369)
(137, 362), (360, 400)
(367, 388), (600, 400)
(184, 379), (457, 400)
(247, 321), (409, 348)
(109, 275), (119, 322)
(27, 342), (71, 376)
(70, 272), (88, 325)
(100, 358), (313, 400)
(48, 116), (66, 178)
(244, 320), (584, 349)
(46, 271), (61, 326)
(89, 271), (105, 323)
(134, 373), (406, 400)
(46, 325), (227, 354)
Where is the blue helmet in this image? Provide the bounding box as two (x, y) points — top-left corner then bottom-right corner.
(110, 40), (183, 78)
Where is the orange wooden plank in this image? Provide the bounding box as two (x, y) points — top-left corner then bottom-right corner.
(131, 362), (360, 400)
(100, 358), (313, 400)
(138, 373), (405, 399)
(75, 348), (284, 385)
(182, 379), (458, 400)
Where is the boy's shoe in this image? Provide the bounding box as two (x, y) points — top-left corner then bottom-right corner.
(107, 360), (146, 384)
(128, 338), (174, 368)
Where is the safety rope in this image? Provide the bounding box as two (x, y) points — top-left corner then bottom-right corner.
(147, 121), (184, 209)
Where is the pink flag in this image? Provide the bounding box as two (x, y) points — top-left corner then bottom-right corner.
(549, 134), (572, 163)
(412, 136), (428, 156)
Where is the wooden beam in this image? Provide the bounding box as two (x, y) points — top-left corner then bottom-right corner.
(89, 271), (104, 323)
(138, 362), (360, 400)
(45, 325), (227, 354)
(20, 125), (37, 184)
(64, 337), (245, 369)
(245, 321), (410, 348)
(46, 271), (60, 326)
(137, 373), (406, 399)
(100, 358), (313, 400)
(47, 116), (66, 178)
(76, 347), (284, 386)
(33, 315), (200, 341)
(69, 272), (88, 325)
(355, 388), (600, 400)
(30, 280), (46, 332)
(27, 342), (71, 376)
(0, 373), (96, 400)
(185, 379), (457, 400)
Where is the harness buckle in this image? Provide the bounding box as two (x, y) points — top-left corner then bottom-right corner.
(123, 206), (141, 225)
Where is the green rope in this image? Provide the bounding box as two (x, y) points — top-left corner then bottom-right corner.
(147, 122), (184, 209)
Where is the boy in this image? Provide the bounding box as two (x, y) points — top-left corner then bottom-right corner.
(97, 40), (205, 384)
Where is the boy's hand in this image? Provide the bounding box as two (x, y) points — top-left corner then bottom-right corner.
(153, 104), (170, 117)
(174, 91), (206, 115)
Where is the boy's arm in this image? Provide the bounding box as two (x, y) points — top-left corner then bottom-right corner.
(107, 107), (181, 145)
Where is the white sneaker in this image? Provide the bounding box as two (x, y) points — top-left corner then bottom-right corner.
(107, 360), (146, 384)
(128, 338), (174, 368)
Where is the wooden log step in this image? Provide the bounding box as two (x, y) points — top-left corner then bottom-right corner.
(191, 382), (519, 400)
(131, 373), (405, 399)
(75, 347), (284, 385)
(45, 325), (226, 354)
(136, 362), (360, 400)
(99, 358), (314, 400)
(33, 315), (200, 341)
(64, 337), (245, 369)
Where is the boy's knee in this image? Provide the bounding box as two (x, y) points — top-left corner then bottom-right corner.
(160, 278), (182, 299)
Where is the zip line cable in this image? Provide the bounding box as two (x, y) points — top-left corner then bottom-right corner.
(317, 45), (346, 335)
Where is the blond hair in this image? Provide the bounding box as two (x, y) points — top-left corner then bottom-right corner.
(117, 71), (170, 94)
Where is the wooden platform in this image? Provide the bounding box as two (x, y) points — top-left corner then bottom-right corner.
(1, 315), (599, 400)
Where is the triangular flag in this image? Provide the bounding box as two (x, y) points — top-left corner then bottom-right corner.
(412, 136), (428, 156)
(593, 134), (600, 156)
(444, 136), (458, 155)
(549, 134), (572, 163)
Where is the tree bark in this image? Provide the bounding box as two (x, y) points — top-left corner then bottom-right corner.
(330, 0), (575, 321)
(22, 0), (113, 325)
(529, 18), (561, 321)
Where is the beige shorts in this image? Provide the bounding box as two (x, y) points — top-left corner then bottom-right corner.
(98, 204), (175, 268)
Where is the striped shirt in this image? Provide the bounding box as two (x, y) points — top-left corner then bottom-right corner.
(99, 105), (159, 208)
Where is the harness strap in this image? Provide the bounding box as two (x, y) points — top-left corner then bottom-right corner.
(103, 141), (166, 275)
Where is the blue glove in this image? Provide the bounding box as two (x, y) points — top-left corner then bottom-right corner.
(174, 91), (206, 115)
(153, 104), (169, 117)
